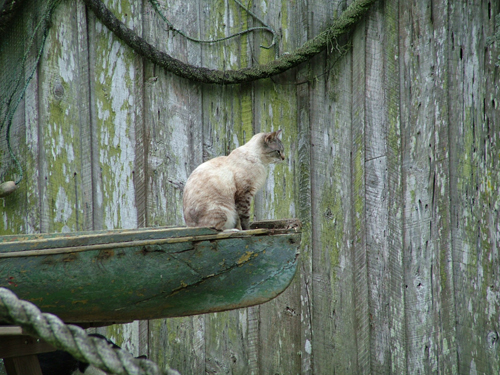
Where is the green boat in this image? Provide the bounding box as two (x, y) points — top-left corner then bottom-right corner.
(0, 219), (301, 325)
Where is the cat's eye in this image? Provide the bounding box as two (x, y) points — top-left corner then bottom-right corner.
(275, 150), (281, 156)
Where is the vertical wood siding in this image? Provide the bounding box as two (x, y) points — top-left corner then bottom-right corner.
(1, 0), (499, 374)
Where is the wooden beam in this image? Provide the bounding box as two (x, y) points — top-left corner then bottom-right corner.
(0, 327), (22, 336)
(4, 355), (43, 375)
(0, 335), (55, 358)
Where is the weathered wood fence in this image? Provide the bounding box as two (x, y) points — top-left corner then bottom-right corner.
(1, 0), (499, 373)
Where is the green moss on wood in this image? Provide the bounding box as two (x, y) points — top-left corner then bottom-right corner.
(319, 163), (345, 280)
(42, 3), (84, 234)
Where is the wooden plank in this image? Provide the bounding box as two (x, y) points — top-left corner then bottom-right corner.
(76, 0), (94, 233)
(399, 0), (459, 373)
(351, 11), (371, 375)
(381, 0), (407, 372)
(449, 1), (500, 374)
(0, 336), (55, 358)
(4, 355), (43, 375)
(296, 61), (313, 375)
(21, 3), (43, 237)
(364, 1), (407, 373)
(423, 0), (457, 373)
(36, 1), (90, 234)
(85, 5), (101, 234)
(148, 315), (205, 373)
(305, 1), (358, 374)
(88, 0), (142, 231)
(142, 0), (203, 228)
(0, 328), (22, 336)
(480, 3), (500, 373)
(400, 1), (438, 372)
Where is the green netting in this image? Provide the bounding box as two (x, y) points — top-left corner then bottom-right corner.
(0, 0), (60, 191)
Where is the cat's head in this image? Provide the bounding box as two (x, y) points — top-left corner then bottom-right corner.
(261, 130), (285, 164)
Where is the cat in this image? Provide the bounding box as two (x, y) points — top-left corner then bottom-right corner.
(183, 130), (284, 231)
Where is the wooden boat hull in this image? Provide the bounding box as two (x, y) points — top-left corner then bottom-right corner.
(0, 219), (301, 324)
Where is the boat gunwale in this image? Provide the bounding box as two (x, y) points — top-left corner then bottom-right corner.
(0, 229), (280, 258)
(0, 219), (302, 258)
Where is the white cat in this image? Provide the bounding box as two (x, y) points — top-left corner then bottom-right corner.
(183, 130), (284, 230)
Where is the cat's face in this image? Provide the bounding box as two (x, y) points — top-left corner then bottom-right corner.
(262, 130), (285, 164)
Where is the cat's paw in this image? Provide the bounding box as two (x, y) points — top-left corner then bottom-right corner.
(222, 228), (241, 233)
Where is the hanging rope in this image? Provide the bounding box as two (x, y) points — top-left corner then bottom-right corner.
(149, 0), (277, 49)
(0, 287), (180, 375)
(82, 0), (378, 84)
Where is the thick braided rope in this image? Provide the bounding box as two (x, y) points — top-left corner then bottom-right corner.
(82, 0), (378, 84)
(0, 288), (180, 375)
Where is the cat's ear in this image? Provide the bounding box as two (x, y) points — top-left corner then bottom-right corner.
(264, 129), (282, 143)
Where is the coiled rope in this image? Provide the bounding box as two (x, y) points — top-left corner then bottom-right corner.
(0, 287), (180, 375)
